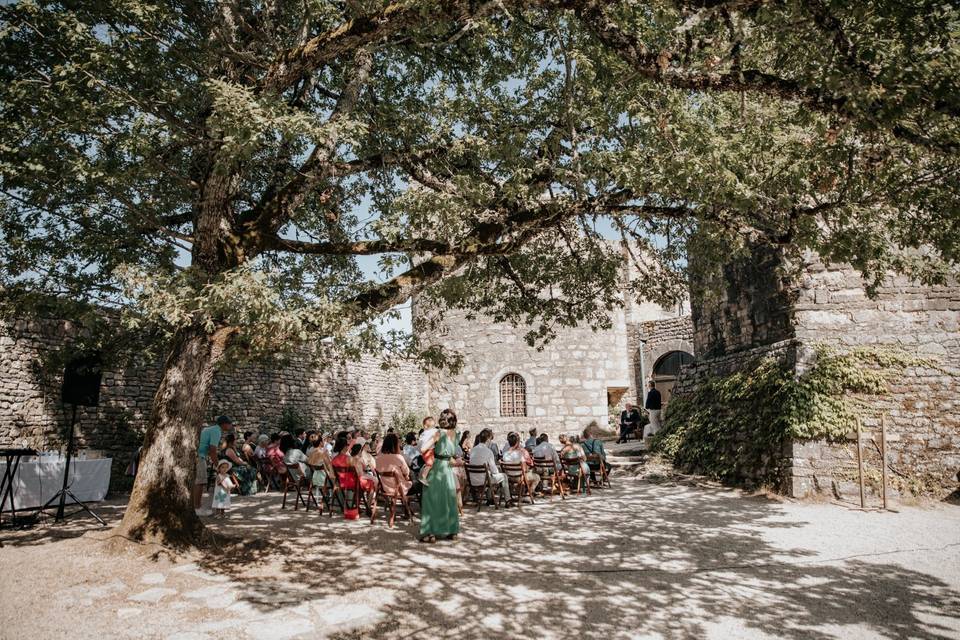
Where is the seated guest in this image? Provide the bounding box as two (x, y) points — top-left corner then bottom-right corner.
(303, 429), (316, 452)
(458, 430), (472, 458)
(306, 441), (333, 499)
(253, 434), (270, 460)
(355, 439), (377, 475)
(469, 430), (509, 501)
(350, 443), (378, 496)
(581, 421), (611, 478)
(532, 433), (561, 471)
(281, 433), (311, 484)
(241, 431), (257, 464)
(266, 433), (285, 475)
(501, 432), (541, 493)
(559, 434), (590, 491)
(402, 431), (420, 467)
(294, 428), (308, 451)
(305, 430), (322, 455)
(376, 433), (412, 496)
(220, 433), (258, 495)
(484, 430), (501, 459)
(524, 428), (538, 450)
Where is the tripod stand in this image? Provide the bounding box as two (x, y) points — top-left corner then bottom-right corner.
(42, 404), (106, 526)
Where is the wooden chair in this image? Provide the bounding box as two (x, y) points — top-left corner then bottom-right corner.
(332, 463), (375, 519)
(464, 463), (503, 511)
(561, 457), (591, 496)
(500, 461), (535, 508)
(281, 463), (318, 511)
(305, 462), (334, 515)
(585, 454), (611, 489)
(321, 471), (345, 518)
(255, 458), (276, 493)
(534, 456), (566, 500)
(373, 469), (414, 527)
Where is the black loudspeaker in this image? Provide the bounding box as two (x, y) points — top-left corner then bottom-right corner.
(61, 354), (102, 407)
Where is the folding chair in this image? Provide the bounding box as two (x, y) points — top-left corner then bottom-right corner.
(305, 462), (333, 515)
(585, 454), (611, 489)
(254, 458), (273, 493)
(332, 463), (374, 519)
(281, 463), (318, 511)
(322, 472), (345, 518)
(501, 462), (535, 509)
(464, 464), (503, 511)
(373, 470), (414, 527)
(561, 457), (591, 496)
(534, 456), (566, 500)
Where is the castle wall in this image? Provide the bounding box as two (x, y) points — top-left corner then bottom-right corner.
(680, 246), (960, 499)
(420, 305), (631, 441)
(689, 242), (797, 358)
(784, 256), (960, 500)
(0, 318), (428, 491)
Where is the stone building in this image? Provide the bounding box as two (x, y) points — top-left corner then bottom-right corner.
(681, 245), (960, 498)
(416, 244), (695, 440)
(2, 239), (956, 499)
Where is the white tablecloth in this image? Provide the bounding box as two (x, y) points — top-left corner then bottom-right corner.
(1, 458), (112, 511)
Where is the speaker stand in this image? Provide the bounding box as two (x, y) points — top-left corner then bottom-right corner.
(41, 404), (106, 526)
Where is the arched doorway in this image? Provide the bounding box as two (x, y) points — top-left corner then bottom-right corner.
(652, 350), (694, 406)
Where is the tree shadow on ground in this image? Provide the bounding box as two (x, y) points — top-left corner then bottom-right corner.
(183, 480), (960, 640)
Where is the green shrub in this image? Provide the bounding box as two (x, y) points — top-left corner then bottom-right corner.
(651, 345), (933, 487)
(389, 399), (421, 434)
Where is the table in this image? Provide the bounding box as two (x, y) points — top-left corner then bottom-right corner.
(0, 458), (112, 511)
(0, 449), (37, 524)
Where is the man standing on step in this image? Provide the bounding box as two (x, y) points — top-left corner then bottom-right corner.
(644, 380), (663, 439)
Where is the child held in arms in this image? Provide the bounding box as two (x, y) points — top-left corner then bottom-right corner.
(417, 415), (440, 486)
(212, 460), (235, 517)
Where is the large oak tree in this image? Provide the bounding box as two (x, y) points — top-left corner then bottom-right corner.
(1, 0), (956, 547)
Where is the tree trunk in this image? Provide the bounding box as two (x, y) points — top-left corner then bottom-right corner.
(113, 324), (234, 548)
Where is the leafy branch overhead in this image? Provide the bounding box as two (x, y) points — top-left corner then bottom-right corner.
(1, 0), (958, 363)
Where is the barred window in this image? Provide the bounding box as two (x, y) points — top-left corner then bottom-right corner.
(499, 373), (527, 417)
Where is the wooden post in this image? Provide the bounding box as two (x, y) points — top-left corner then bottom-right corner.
(880, 414), (889, 511)
(856, 416), (866, 509)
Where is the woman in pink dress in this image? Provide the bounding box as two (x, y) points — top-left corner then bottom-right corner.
(376, 433), (412, 496)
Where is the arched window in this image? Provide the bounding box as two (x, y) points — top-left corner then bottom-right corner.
(499, 373), (527, 417)
(651, 351), (695, 407)
(653, 351), (695, 378)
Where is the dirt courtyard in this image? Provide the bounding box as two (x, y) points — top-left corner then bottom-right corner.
(1, 478), (958, 640)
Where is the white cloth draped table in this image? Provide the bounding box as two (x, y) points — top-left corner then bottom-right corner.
(0, 458), (112, 510)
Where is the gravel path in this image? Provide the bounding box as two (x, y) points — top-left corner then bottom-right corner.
(1, 478), (958, 640)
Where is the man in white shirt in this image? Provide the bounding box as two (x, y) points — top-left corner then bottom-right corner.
(501, 432), (540, 492)
(469, 430), (509, 501)
(532, 433), (561, 471)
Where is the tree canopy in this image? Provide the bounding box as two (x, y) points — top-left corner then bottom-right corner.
(1, 0), (958, 545)
(2, 0), (957, 359)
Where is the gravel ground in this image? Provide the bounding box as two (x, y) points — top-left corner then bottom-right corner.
(1, 478), (958, 640)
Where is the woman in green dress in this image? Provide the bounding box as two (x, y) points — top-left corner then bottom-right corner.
(419, 410), (461, 543)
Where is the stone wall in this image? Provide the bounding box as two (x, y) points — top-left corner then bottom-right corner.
(689, 242), (797, 358)
(0, 318), (428, 491)
(784, 256), (960, 500)
(417, 303), (631, 441)
(679, 246), (960, 499)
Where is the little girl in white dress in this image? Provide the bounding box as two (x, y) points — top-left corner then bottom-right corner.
(212, 460), (234, 517)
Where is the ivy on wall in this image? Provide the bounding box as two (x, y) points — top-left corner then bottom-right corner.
(651, 345), (935, 487)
